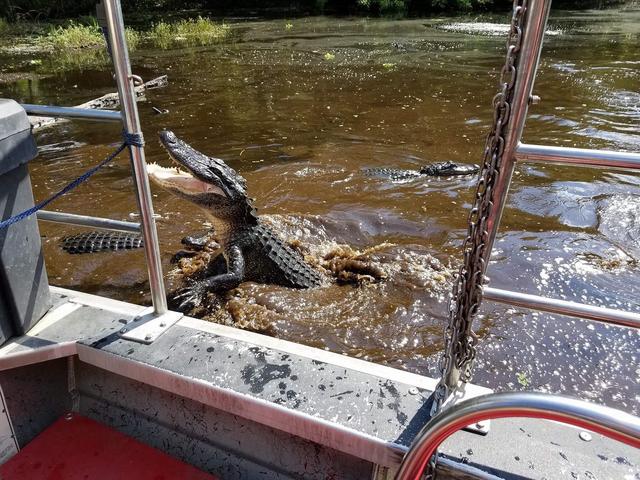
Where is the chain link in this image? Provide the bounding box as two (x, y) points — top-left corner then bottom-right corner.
(424, 1), (528, 477)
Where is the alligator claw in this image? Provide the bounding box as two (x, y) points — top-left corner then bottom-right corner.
(170, 249), (199, 264)
(173, 283), (208, 312)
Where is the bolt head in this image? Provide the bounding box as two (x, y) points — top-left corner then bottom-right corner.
(159, 322), (166, 327)
(120, 327), (127, 334)
(145, 334), (152, 341)
(408, 387), (419, 395)
(579, 431), (592, 442)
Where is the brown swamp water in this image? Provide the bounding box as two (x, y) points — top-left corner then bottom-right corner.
(1, 10), (638, 413)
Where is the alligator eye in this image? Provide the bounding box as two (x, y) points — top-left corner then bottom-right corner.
(160, 130), (177, 144)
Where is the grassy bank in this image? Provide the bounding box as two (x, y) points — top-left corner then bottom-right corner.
(0, 15), (230, 53)
(148, 17), (230, 49)
(45, 21), (142, 51)
(0, 15), (231, 74)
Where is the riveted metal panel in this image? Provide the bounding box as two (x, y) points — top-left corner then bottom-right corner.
(77, 362), (373, 480)
(0, 358), (71, 446)
(0, 383), (18, 464)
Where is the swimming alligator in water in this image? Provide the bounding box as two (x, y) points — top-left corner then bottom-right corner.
(59, 141), (475, 306)
(61, 159), (478, 252)
(364, 161), (479, 181)
(63, 131), (324, 310)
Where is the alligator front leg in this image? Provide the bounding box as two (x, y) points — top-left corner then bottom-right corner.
(181, 231), (217, 250)
(173, 246), (245, 312)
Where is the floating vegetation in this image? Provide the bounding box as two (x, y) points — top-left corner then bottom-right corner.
(46, 22), (104, 50)
(149, 21), (173, 49)
(516, 371), (531, 387)
(125, 28), (141, 50)
(47, 50), (109, 73)
(149, 17), (230, 48)
(382, 62), (396, 70)
(0, 16), (229, 73)
(323, 52), (335, 61)
(284, 22), (294, 31)
(1, 16), (228, 55)
(45, 20), (140, 52)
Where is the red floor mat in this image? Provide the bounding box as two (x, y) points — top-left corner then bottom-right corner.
(0, 413), (217, 479)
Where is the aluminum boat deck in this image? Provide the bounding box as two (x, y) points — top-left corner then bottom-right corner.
(0, 288), (636, 479)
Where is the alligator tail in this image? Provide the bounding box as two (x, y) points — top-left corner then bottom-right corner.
(60, 231), (144, 254)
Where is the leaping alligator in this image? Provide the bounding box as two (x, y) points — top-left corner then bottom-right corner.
(59, 136), (477, 308)
(364, 161), (479, 181)
(153, 131), (326, 309)
(64, 131), (324, 311)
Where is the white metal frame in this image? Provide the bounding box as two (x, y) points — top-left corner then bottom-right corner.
(396, 392), (640, 480)
(20, 0), (180, 341)
(430, 0), (640, 476)
(474, 0), (640, 328)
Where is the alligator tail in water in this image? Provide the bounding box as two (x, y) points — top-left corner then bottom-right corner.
(61, 231), (143, 254)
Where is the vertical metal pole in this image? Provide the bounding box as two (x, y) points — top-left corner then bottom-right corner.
(482, 0), (552, 263)
(100, 0), (168, 315)
(440, 0), (552, 395)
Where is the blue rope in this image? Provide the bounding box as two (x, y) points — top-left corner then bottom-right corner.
(0, 131), (144, 230)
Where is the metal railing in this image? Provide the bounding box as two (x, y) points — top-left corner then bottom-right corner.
(395, 392), (640, 480)
(441, 0), (640, 398)
(483, 287), (640, 329)
(476, 0), (640, 327)
(426, 1), (640, 474)
(516, 143), (640, 170)
(22, 0), (175, 337)
(35, 211), (140, 234)
(23, 104), (123, 122)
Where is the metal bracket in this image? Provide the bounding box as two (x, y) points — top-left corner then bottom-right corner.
(466, 419), (490, 435)
(440, 384), (491, 436)
(119, 307), (183, 344)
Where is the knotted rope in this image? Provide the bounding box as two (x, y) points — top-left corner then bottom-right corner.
(0, 131), (144, 230)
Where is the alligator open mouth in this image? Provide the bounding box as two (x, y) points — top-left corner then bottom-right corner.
(146, 162), (225, 196)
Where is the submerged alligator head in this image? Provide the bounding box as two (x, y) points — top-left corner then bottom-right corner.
(419, 161), (479, 177)
(147, 130), (323, 311)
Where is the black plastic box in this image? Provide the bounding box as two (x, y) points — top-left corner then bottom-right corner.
(0, 99), (51, 345)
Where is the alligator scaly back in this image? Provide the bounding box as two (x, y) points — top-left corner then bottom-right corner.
(364, 167), (422, 181)
(61, 231), (143, 254)
(249, 223), (324, 288)
(364, 161), (479, 181)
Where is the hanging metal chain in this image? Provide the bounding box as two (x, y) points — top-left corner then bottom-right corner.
(422, 4), (529, 477)
(432, 0), (528, 415)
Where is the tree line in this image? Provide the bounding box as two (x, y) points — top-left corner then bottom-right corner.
(0, 0), (629, 21)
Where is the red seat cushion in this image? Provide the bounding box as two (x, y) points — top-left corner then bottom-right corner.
(0, 413), (217, 479)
